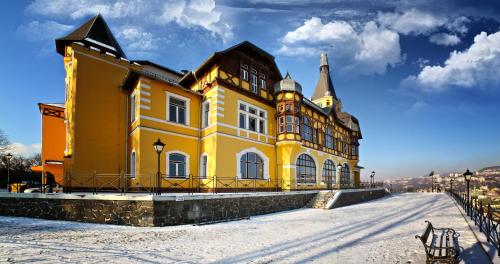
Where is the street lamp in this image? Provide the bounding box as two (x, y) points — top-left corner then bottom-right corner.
(153, 138), (165, 195)
(5, 153), (12, 192)
(449, 178), (454, 195)
(429, 171), (434, 192)
(463, 168), (473, 216)
(370, 171), (375, 188)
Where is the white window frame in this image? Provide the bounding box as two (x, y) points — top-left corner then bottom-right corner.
(238, 100), (267, 134)
(165, 151), (190, 178)
(130, 150), (136, 177)
(236, 147), (269, 179)
(130, 92), (137, 123)
(200, 153), (208, 178)
(166, 92), (190, 126)
(241, 64), (249, 81)
(202, 100), (210, 128)
(251, 74), (258, 93)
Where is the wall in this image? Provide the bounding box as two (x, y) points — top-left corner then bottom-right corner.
(0, 192), (317, 227)
(326, 188), (388, 209)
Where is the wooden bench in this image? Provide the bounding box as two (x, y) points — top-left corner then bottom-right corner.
(415, 220), (460, 264)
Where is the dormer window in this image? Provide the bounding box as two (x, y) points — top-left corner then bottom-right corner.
(251, 73), (258, 93)
(241, 64), (248, 81)
(260, 73), (266, 90)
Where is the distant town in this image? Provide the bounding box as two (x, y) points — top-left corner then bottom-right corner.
(385, 166), (500, 195)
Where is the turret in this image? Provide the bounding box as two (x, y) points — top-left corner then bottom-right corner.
(311, 53), (340, 110)
(274, 72), (302, 142)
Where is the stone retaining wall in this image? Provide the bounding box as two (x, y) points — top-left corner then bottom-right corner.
(327, 188), (388, 209)
(0, 192), (317, 227)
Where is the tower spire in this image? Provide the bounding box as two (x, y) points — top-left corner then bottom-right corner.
(311, 52), (338, 102)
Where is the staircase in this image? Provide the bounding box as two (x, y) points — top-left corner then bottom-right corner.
(307, 191), (336, 209)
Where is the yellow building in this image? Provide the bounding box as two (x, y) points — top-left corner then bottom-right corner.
(53, 15), (362, 191)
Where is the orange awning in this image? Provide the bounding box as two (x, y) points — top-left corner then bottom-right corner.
(31, 165), (43, 172)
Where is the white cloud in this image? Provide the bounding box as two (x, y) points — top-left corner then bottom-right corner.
(377, 9), (446, 35)
(17, 20), (74, 42)
(26, 0), (232, 42)
(156, 0), (233, 42)
(404, 31), (500, 91)
(117, 26), (158, 56)
(406, 101), (428, 113)
(8, 143), (41, 157)
(278, 17), (401, 75)
(429, 33), (461, 46)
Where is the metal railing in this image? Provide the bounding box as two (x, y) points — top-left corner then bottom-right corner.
(448, 190), (500, 256)
(62, 173), (365, 194)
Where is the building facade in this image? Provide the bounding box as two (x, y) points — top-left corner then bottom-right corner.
(52, 15), (362, 191)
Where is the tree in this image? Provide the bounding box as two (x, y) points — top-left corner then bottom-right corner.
(0, 128), (9, 155)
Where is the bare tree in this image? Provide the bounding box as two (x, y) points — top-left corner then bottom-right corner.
(0, 129), (9, 155)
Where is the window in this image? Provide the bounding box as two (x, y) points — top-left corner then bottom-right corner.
(325, 127), (334, 149)
(260, 73), (266, 90)
(168, 97), (186, 124)
(251, 74), (258, 93)
(322, 160), (336, 185)
(301, 116), (312, 141)
(130, 94), (136, 123)
(312, 128), (318, 144)
(238, 102), (267, 134)
(130, 151), (136, 177)
(241, 64), (249, 81)
(280, 115), (300, 133)
(296, 154), (316, 184)
(240, 152), (264, 179)
(340, 164), (351, 185)
(202, 101), (210, 128)
(200, 155), (208, 178)
(168, 153), (186, 177)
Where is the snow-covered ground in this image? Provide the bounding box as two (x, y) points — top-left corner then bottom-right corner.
(0, 193), (490, 263)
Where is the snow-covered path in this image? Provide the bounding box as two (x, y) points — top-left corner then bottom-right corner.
(0, 193), (490, 263)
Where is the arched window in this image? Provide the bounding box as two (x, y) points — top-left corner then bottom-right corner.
(296, 154), (316, 184)
(200, 155), (208, 178)
(169, 153), (186, 177)
(340, 164), (351, 186)
(130, 151), (136, 177)
(240, 152), (264, 179)
(322, 159), (336, 185)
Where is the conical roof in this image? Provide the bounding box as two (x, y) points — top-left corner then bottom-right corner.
(311, 53), (338, 101)
(55, 14), (126, 58)
(274, 72), (302, 94)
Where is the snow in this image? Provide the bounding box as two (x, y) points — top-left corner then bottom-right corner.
(0, 193), (490, 263)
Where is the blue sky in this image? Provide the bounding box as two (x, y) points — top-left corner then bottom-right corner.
(1, 0), (500, 180)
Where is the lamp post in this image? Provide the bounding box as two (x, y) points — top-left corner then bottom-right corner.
(463, 168), (473, 216)
(429, 171), (434, 192)
(449, 178), (454, 195)
(153, 138), (165, 195)
(370, 171), (375, 188)
(5, 153), (12, 192)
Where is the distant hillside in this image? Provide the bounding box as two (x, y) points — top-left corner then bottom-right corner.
(478, 166), (500, 173)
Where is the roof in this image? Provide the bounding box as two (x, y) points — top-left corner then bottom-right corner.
(274, 72), (302, 93)
(311, 53), (338, 101)
(132, 60), (183, 77)
(55, 14), (126, 58)
(179, 41), (282, 87)
(38, 103), (65, 112)
(120, 70), (202, 97)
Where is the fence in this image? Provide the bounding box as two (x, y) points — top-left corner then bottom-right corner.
(61, 172), (380, 195)
(448, 190), (500, 256)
